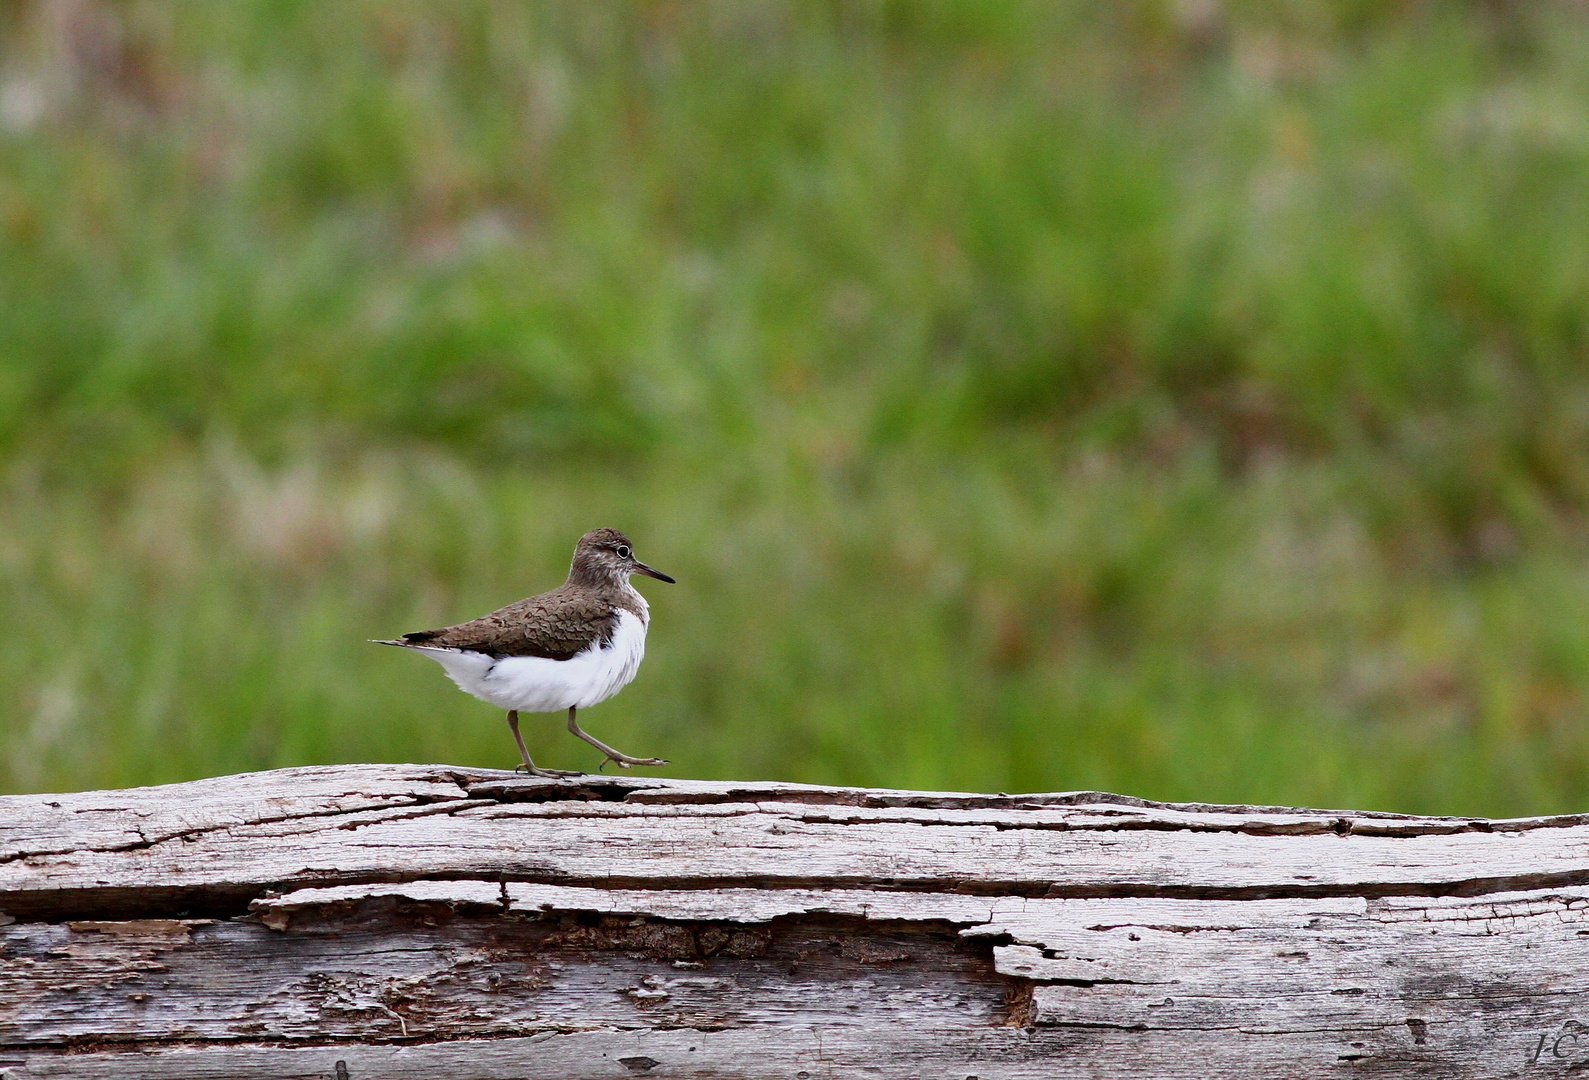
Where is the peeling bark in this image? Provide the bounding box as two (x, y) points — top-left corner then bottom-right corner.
(1, 765), (1584, 1077)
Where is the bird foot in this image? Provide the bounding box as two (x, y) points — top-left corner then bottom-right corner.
(514, 764), (582, 778)
(597, 755), (669, 772)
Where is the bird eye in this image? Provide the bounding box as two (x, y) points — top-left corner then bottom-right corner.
(616, 545), (632, 559)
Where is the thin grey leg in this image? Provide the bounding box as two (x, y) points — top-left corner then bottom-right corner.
(508, 710), (579, 778)
(567, 706), (667, 770)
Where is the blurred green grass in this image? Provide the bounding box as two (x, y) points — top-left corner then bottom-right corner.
(7, 1), (1589, 813)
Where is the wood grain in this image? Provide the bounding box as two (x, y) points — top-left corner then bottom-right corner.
(1, 764), (1584, 1078)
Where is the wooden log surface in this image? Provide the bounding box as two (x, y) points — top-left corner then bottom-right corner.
(2, 764), (1588, 1078)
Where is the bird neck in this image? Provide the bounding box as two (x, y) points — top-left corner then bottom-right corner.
(567, 555), (625, 591)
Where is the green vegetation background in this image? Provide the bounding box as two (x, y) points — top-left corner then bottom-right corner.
(5, 1), (1589, 814)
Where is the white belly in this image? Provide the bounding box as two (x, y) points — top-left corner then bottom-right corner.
(407, 609), (648, 713)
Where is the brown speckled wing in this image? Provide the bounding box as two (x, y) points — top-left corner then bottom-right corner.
(400, 586), (617, 661)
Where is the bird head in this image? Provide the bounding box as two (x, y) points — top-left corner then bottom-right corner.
(570, 528), (675, 587)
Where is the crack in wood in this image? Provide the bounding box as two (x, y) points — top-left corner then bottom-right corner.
(0, 791), (477, 867)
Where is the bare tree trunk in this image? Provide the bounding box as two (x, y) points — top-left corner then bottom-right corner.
(1, 764), (1585, 1078)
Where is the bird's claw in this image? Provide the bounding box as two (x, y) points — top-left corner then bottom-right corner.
(514, 763), (581, 778)
(598, 755), (667, 772)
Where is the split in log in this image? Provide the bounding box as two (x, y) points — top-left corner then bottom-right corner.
(2, 764), (1588, 1077)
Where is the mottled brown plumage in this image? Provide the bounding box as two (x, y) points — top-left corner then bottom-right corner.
(398, 589), (624, 660)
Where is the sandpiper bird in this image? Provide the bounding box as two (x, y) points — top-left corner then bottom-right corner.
(375, 528), (674, 776)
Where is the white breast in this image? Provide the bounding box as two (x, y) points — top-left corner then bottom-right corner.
(407, 608), (649, 714)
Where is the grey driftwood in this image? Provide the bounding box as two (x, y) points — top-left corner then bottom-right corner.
(2, 764), (1588, 1078)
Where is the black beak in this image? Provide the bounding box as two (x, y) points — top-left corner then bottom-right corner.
(634, 561), (675, 584)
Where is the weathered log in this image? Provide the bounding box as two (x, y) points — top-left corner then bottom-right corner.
(2, 764), (1587, 1078)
